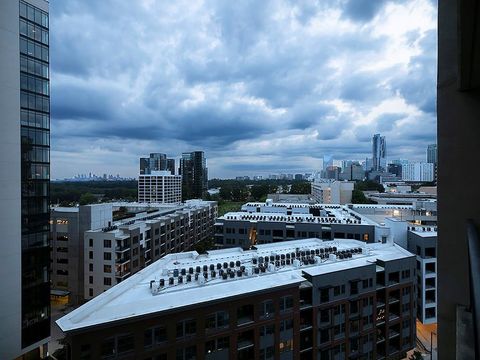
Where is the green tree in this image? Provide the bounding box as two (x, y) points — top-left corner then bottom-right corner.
(289, 182), (311, 194)
(79, 192), (97, 205)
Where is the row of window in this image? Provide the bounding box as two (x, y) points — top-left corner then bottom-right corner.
(20, 37), (49, 62)
(21, 55), (49, 79)
(22, 163), (49, 180)
(21, 91), (49, 113)
(22, 145), (49, 164)
(21, 73), (49, 95)
(21, 127), (49, 146)
(20, 1), (49, 28)
(20, 19), (49, 45)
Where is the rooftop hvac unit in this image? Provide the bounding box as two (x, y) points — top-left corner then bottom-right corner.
(203, 265), (208, 272)
(173, 269), (179, 277)
(286, 259), (291, 265)
(268, 263), (276, 272)
(293, 259), (301, 268)
(254, 267), (260, 274)
(217, 263), (222, 270)
(329, 254), (337, 261)
(237, 270), (243, 277)
(222, 272), (228, 280)
(240, 265), (245, 272)
(236, 260), (241, 267)
(189, 267), (194, 274)
(252, 258), (258, 265)
(229, 271), (235, 279)
(196, 266), (201, 273)
(230, 261), (235, 268)
(223, 262), (228, 269)
(181, 268), (186, 276)
(186, 274), (191, 282)
(195, 273), (199, 281)
(178, 276), (183, 284)
(210, 264), (215, 271)
(169, 277), (174, 285)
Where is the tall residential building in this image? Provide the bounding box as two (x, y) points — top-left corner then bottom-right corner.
(0, 1), (50, 358)
(138, 171), (182, 203)
(401, 163), (434, 182)
(57, 239), (417, 360)
(426, 144), (437, 165)
(180, 151), (208, 199)
(372, 134), (387, 171)
(140, 153), (176, 175)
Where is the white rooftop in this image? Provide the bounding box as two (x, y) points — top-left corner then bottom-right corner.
(57, 239), (413, 333)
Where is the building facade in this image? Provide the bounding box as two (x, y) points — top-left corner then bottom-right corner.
(50, 204), (113, 305)
(407, 226), (437, 324)
(138, 171), (182, 203)
(311, 181), (354, 204)
(426, 144), (437, 165)
(83, 200), (217, 299)
(140, 153), (176, 175)
(180, 151), (208, 200)
(57, 239), (417, 360)
(0, 0), (50, 358)
(214, 201), (391, 249)
(372, 134), (387, 171)
(401, 163), (434, 182)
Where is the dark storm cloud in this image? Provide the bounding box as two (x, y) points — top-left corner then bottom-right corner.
(49, 0), (438, 178)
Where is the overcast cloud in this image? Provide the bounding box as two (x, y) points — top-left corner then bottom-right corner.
(50, 0), (437, 179)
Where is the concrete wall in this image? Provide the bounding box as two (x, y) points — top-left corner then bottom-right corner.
(0, 2), (22, 357)
(437, 0), (480, 357)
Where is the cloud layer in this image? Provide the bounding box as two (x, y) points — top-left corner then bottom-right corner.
(50, 0), (437, 178)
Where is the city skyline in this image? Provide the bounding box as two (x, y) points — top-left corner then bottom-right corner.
(50, 0), (437, 179)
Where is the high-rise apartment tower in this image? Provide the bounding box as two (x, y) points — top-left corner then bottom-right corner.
(179, 151), (208, 199)
(0, 1), (50, 358)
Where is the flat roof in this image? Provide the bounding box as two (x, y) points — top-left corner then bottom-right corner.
(57, 239), (413, 333)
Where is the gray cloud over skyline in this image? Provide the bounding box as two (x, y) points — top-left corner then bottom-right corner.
(49, 0), (437, 179)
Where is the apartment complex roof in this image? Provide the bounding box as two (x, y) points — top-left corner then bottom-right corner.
(57, 238), (413, 333)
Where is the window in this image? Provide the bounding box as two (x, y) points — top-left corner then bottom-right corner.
(206, 311), (229, 331)
(176, 319), (196, 338)
(104, 239), (111, 248)
(320, 287), (330, 302)
(205, 337), (229, 355)
(89, 263), (93, 272)
(259, 300), (275, 318)
(144, 325), (167, 347)
(237, 304), (254, 325)
(176, 345), (196, 360)
(104, 277), (112, 286)
(279, 339), (293, 353)
(259, 346), (274, 360)
(280, 295), (294, 312)
(100, 337), (115, 358)
(89, 288), (93, 297)
(104, 252), (111, 261)
(259, 324), (275, 337)
(279, 319), (293, 332)
(117, 334), (134, 355)
(334, 285), (345, 296)
(104, 265), (111, 273)
(79, 344), (91, 360)
(89, 276), (93, 284)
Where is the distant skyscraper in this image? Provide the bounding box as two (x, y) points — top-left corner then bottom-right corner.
(372, 134), (387, 171)
(179, 151), (208, 199)
(140, 153), (175, 175)
(427, 144), (437, 164)
(0, 1), (50, 357)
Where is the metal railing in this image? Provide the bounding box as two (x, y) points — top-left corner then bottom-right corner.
(467, 219), (480, 358)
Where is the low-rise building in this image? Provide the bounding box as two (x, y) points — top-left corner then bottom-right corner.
(57, 238), (417, 360)
(215, 201), (391, 249)
(311, 180), (354, 204)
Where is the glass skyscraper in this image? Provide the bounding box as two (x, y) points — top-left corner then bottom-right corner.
(0, 0), (50, 357)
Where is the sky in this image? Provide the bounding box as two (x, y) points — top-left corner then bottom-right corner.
(50, 0), (438, 179)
